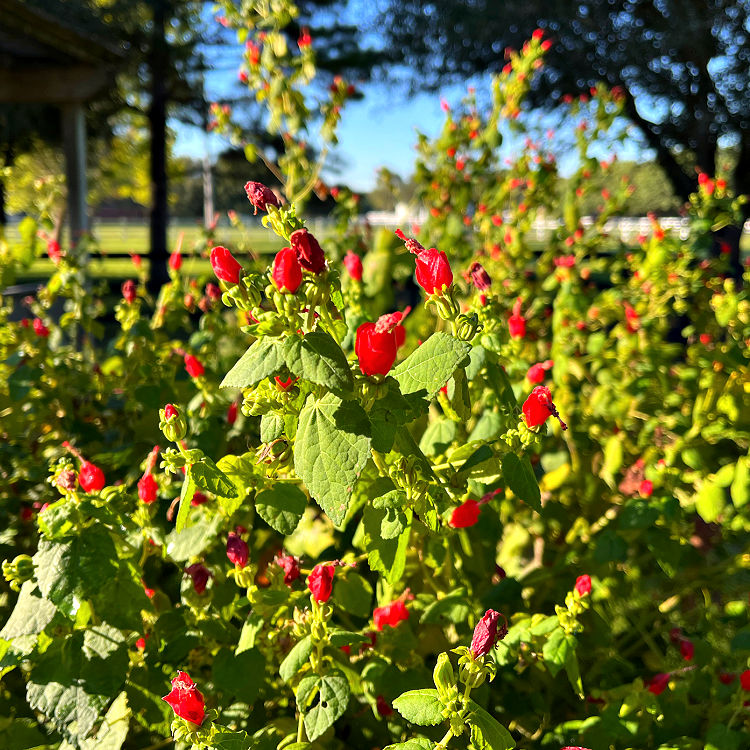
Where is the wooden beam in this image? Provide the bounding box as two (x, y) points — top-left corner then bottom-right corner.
(61, 103), (88, 247)
(0, 65), (109, 103)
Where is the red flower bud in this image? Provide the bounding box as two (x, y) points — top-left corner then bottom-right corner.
(138, 474), (158, 504)
(191, 491), (208, 507)
(355, 312), (404, 376)
(575, 574), (591, 597)
(47, 240), (62, 263)
(184, 354), (205, 378)
(164, 403), (178, 420)
(226, 532), (249, 568)
(122, 279), (137, 304)
(275, 376), (296, 390)
(136, 636), (147, 650)
(227, 402), (238, 425)
(307, 564), (335, 603)
(373, 599), (410, 630)
(185, 563), (211, 594)
(470, 608), (507, 657)
(210, 246), (242, 284)
(469, 262), (491, 291)
(719, 672), (736, 685)
(344, 251), (363, 281)
(206, 282), (221, 300)
(740, 669), (750, 691)
(79, 461), (105, 492)
(290, 228), (326, 274)
(244, 181), (280, 213)
(639, 479), (653, 497)
(415, 247), (453, 295)
(376, 695), (394, 717)
(169, 251), (182, 271)
(33, 318), (50, 337)
(522, 386), (567, 430)
(680, 639), (694, 661)
(647, 672), (670, 695)
(162, 671), (205, 725)
(272, 247), (303, 293)
(449, 499), (481, 528)
(275, 553), (301, 585)
(508, 297), (526, 339)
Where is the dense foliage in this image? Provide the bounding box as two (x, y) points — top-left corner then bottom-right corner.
(1, 16), (750, 750)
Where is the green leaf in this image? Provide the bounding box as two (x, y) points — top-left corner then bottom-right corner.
(364, 506), (412, 584)
(419, 418), (457, 457)
(433, 653), (455, 704)
(501, 453), (542, 513)
(255, 484), (308, 535)
(420, 590), (471, 625)
(466, 700), (515, 749)
(542, 627), (571, 677)
(333, 572), (373, 618)
(469, 411), (503, 442)
(211, 730), (254, 750)
(383, 741), (436, 750)
(280, 635), (313, 682)
(236, 613), (264, 654)
(166, 515), (223, 563)
(284, 331), (353, 394)
(192, 457), (238, 498)
(213, 647), (265, 703)
(392, 332), (472, 398)
(175, 469), (196, 533)
(260, 413), (284, 443)
(392, 688), (444, 726)
(297, 670), (350, 741)
(221, 337), (286, 388)
(34, 530), (119, 618)
(373, 490), (409, 539)
(564, 642), (584, 698)
(78, 690), (131, 750)
(215, 454), (255, 516)
(26, 624), (128, 744)
(294, 394), (372, 525)
(0, 582), (57, 640)
(329, 630), (371, 648)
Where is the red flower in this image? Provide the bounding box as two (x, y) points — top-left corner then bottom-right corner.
(47, 240), (62, 264)
(298, 26), (312, 48)
(450, 499), (481, 528)
(624, 302), (640, 333)
(719, 672), (736, 685)
(469, 262), (491, 291)
(522, 386), (567, 430)
(275, 375), (296, 390)
(162, 671), (205, 725)
(470, 609), (507, 657)
(307, 564), (335, 603)
(164, 403), (178, 420)
(414, 247), (453, 295)
(639, 479), (653, 497)
(169, 251), (182, 271)
(272, 247), (303, 293)
(508, 297), (526, 339)
(122, 280), (137, 304)
(210, 246), (242, 284)
(185, 563), (211, 594)
(373, 599), (410, 630)
(79, 462), (105, 492)
(245, 181), (280, 213)
(206, 282), (221, 300)
(527, 359), (553, 383)
(740, 669), (750, 691)
(290, 228), (326, 274)
(355, 312), (406, 376)
(647, 672), (670, 695)
(344, 251), (363, 281)
(33, 318), (50, 337)
(275, 553), (301, 585)
(184, 354), (205, 378)
(680, 640), (694, 662)
(136, 636), (147, 651)
(138, 474), (158, 504)
(226, 532), (249, 568)
(575, 574), (591, 597)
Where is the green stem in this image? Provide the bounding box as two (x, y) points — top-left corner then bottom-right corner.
(436, 727), (454, 749)
(297, 709), (306, 743)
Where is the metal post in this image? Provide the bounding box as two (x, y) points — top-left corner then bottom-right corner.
(61, 102), (88, 249)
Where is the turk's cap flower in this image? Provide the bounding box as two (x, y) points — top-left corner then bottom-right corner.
(522, 386), (567, 430)
(470, 609), (507, 657)
(162, 671), (205, 725)
(245, 181), (280, 213)
(307, 563), (335, 603)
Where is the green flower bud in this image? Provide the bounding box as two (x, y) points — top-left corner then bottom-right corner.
(160, 404), (187, 443)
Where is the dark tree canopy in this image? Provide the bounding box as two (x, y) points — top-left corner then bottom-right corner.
(380, 0), (750, 206)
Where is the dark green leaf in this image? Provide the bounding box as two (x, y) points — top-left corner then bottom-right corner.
(501, 453), (542, 513)
(466, 700), (516, 749)
(175, 469), (196, 533)
(542, 627), (571, 677)
(284, 331), (353, 394)
(213, 647), (265, 703)
(333, 573), (373, 618)
(364, 506), (412, 585)
(297, 670), (350, 741)
(221, 338), (286, 388)
(0, 582), (57, 640)
(192, 457), (238, 498)
(280, 636), (313, 682)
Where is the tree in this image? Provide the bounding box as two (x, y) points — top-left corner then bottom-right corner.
(380, 1), (750, 272)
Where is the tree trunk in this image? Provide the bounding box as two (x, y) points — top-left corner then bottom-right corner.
(147, 0), (170, 294)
